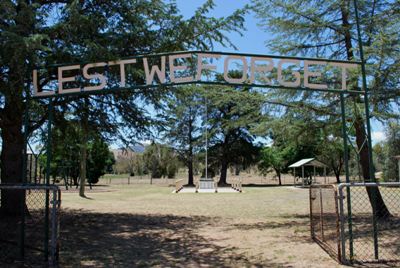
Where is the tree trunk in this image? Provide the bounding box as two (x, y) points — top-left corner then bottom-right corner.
(219, 159), (228, 186)
(187, 117), (194, 186)
(0, 61), (26, 217)
(0, 103), (24, 216)
(235, 165), (240, 176)
(354, 116), (391, 218)
(79, 101), (89, 197)
(79, 136), (87, 197)
(0, 0), (33, 217)
(188, 159), (194, 186)
(332, 163), (341, 183)
(341, 1), (390, 218)
(277, 170), (282, 186)
(334, 170), (341, 184)
(73, 176), (78, 186)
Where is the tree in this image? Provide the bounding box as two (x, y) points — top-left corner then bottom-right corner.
(143, 142), (180, 179)
(205, 84), (264, 185)
(383, 122), (400, 181)
(373, 142), (386, 173)
(113, 148), (145, 175)
(259, 145), (295, 185)
(159, 86), (204, 186)
(39, 119), (114, 187)
(87, 137), (115, 185)
(0, 0), (247, 214)
(253, 0), (399, 217)
(258, 113), (343, 183)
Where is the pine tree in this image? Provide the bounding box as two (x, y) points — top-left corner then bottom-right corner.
(159, 86), (204, 186)
(383, 122), (400, 181)
(0, 0), (247, 214)
(253, 0), (399, 217)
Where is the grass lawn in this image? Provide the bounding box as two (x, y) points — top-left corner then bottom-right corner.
(60, 185), (343, 267)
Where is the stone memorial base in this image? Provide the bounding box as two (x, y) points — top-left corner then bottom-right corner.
(199, 178), (214, 189)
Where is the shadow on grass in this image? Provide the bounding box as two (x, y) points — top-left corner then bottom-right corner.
(60, 209), (289, 267)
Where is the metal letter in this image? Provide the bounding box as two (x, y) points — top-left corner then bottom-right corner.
(304, 60), (328, 89)
(58, 65), (81, 94)
(331, 62), (358, 90)
(143, 56), (166, 85)
(33, 70), (54, 97)
(169, 54), (194, 83)
(277, 59), (301, 87)
(250, 57), (273, 84)
(115, 59), (137, 87)
(223, 56), (248, 84)
(196, 53), (221, 80)
(82, 62), (107, 91)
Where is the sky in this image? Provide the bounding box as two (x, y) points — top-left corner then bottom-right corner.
(174, 0), (388, 145)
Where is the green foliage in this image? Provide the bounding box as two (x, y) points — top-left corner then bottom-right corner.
(0, 0), (248, 191)
(373, 142), (386, 172)
(259, 145), (295, 184)
(87, 137), (115, 184)
(204, 84), (264, 183)
(159, 86), (204, 183)
(252, 0), (399, 118)
(253, 0), (399, 186)
(113, 151), (147, 176)
(142, 142), (180, 179)
(40, 120), (114, 184)
(383, 122), (400, 181)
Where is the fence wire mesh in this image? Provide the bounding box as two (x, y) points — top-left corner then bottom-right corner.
(0, 184), (60, 267)
(339, 183), (400, 265)
(310, 185), (341, 262)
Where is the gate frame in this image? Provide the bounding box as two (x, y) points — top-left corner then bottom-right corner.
(18, 0), (372, 265)
(0, 184), (60, 266)
(338, 182), (400, 264)
(309, 184), (341, 263)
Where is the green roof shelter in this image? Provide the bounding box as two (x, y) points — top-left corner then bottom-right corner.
(288, 158), (328, 186)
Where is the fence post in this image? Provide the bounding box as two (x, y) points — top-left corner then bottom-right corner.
(319, 187), (325, 241)
(44, 98), (53, 263)
(371, 187), (379, 260)
(50, 189), (58, 266)
(309, 186), (314, 238)
(333, 186), (341, 263)
(338, 184), (347, 263)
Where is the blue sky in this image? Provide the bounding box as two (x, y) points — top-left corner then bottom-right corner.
(174, 0), (388, 144)
(175, 0), (268, 54)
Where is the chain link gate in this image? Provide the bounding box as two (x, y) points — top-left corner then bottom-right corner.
(310, 185), (341, 262)
(0, 184), (61, 267)
(311, 183), (400, 265)
(338, 183), (400, 265)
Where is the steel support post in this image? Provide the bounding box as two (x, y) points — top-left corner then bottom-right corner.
(19, 80), (31, 260)
(44, 98), (53, 262)
(340, 93), (354, 261)
(353, 0), (379, 259)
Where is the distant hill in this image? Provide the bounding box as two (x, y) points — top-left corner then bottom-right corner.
(111, 144), (146, 160)
(132, 144), (145, 153)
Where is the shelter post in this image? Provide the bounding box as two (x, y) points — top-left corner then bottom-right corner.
(293, 168), (295, 185)
(313, 166), (316, 184)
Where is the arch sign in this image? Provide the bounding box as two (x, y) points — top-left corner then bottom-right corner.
(33, 51), (360, 97)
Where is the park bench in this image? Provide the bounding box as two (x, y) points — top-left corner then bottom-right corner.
(231, 178), (242, 192)
(175, 179), (184, 193)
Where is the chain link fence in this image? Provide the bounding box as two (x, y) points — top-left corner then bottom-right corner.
(310, 183), (400, 265)
(338, 183), (400, 265)
(310, 185), (341, 262)
(0, 184), (61, 267)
